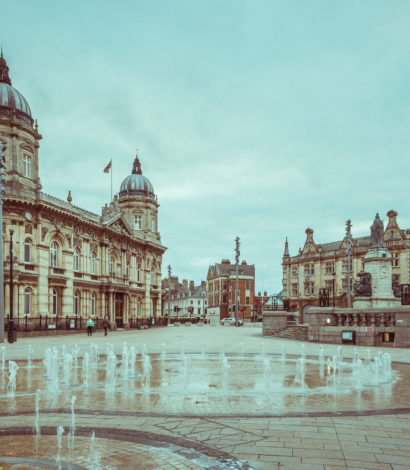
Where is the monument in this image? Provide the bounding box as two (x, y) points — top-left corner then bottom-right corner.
(353, 213), (400, 308)
(308, 213), (410, 347)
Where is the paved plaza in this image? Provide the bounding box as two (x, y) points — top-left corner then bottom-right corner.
(1, 324), (410, 469)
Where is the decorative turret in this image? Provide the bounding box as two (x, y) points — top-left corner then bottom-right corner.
(118, 151), (160, 241)
(302, 228), (317, 254)
(283, 237), (289, 257)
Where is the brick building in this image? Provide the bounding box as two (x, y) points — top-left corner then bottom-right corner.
(206, 259), (255, 321)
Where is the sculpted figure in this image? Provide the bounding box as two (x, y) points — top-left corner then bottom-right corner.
(370, 213), (386, 249)
(353, 272), (372, 297)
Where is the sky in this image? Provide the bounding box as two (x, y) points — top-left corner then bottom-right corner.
(2, 1), (410, 294)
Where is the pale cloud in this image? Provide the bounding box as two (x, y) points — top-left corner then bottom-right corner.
(2, 0), (410, 292)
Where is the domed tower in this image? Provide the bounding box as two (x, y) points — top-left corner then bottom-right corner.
(0, 51), (42, 197)
(118, 153), (160, 241)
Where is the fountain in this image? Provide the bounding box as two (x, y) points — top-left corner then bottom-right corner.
(7, 361), (19, 396)
(56, 426), (64, 469)
(34, 389), (41, 456)
(27, 345), (33, 369)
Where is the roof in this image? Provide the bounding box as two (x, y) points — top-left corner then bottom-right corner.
(210, 261), (255, 277)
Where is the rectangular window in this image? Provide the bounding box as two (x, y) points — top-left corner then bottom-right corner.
(245, 280), (250, 289)
(223, 281), (227, 290)
(393, 253), (400, 267)
(304, 282), (314, 295)
(134, 215), (142, 230)
(245, 296), (250, 305)
(291, 266), (298, 278)
(304, 263), (314, 276)
(325, 280), (334, 294)
(222, 294), (227, 304)
(291, 283), (298, 296)
(283, 269), (287, 280)
(325, 261), (335, 274)
(342, 260), (349, 273)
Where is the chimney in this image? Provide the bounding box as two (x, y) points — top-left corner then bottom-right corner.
(221, 259), (231, 264)
(257, 291), (261, 296)
(241, 260), (247, 265)
(264, 291), (267, 297)
(201, 280), (206, 288)
(182, 279), (188, 290)
(189, 280), (195, 292)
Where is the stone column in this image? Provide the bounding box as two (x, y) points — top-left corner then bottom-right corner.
(4, 283), (9, 318)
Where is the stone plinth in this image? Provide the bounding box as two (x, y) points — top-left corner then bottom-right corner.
(308, 306), (410, 347)
(262, 312), (288, 336)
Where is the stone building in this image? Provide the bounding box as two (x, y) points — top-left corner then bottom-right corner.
(282, 210), (409, 322)
(206, 259), (255, 320)
(0, 53), (166, 328)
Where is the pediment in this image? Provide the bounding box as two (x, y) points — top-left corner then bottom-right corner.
(106, 215), (133, 236)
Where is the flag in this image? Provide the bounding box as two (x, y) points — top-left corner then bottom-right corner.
(103, 161), (112, 173)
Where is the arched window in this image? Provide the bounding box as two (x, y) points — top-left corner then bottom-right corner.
(90, 292), (96, 316)
(90, 252), (96, 275)
(150, 269), (155, 284)
(24, 238), (31, 263)
(137, 298), (141, 317)
(73, 248), (79, 272)
(23, 154), (31, 178)
(109, 257), (114, 275)
(24, 287), (32, 315)
(50, 242), (58, 267)
(137, 265), (141, 282)
(151, 218), (156, 232)
(74, 291), (80, 316)
(52, 288), (58, 315)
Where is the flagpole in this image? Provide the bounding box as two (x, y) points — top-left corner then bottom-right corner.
(110, 159), (112, 201)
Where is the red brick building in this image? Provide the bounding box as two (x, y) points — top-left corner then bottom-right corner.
(206, 259), (255, 321)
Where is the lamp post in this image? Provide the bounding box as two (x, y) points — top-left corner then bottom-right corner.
(0, 141), (5, 343)
(8, 227), (16, 343)
(346, 220), (352, 308)
(332, 271), (336, 307)
(235, 236), (240, 327)
(167, 265), (171, 326)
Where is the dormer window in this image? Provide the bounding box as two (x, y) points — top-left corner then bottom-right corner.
(151, 218), (156, 232)
(134, 215), (142, 230)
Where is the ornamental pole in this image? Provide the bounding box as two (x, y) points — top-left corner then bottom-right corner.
(0, 142), (5, 343)
(167, 265), (171, 325)
(235, 237), (240, 327)
(346, 220), (352, 308)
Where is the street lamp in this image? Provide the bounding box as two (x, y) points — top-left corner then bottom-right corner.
(8, 227), (16, 343)
(0, 141), (5, 343)
(167, 265), (171, 326)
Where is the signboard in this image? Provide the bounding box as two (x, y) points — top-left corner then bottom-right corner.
(342, 331), (353, 341)
(367, 327), (373, 333)
(70, 319), (75, 329)
(48, 324), (56, 329)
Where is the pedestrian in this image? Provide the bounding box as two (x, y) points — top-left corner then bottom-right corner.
(102, 318), (110, 336)
(86, 317), (94, 336)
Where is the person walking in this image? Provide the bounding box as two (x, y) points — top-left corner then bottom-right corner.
(102, 318), (110, 336)
(86, 317), (94, 336)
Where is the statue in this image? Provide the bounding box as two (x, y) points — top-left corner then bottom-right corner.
(353, 272), (372, 297)
(370, 213), (386, 249)
(132, 152), (142, 175)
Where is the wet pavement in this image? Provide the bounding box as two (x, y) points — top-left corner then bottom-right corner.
(1, 324), (410, 469)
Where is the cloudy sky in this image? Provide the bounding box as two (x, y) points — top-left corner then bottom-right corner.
(2, 1), (410, 293)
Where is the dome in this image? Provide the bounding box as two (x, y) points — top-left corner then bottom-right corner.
(118, 154), (155, 199)
(0, 52), (33, 125)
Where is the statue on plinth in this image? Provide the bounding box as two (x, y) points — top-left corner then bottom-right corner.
(370, 213), (386, 249)
(353, 272), (372, 297)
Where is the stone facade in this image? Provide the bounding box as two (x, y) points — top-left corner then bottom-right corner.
(282, 210), (409, 322)
(0, 54), (166, 328)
